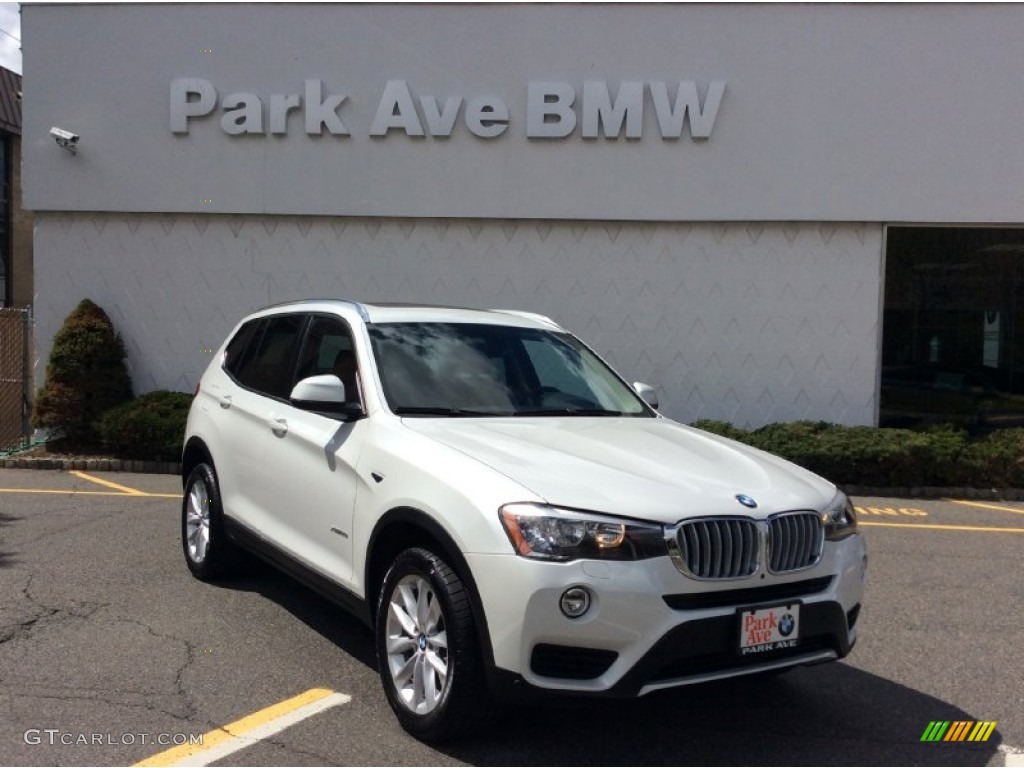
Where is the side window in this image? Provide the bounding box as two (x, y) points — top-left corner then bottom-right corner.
(223, 319), (263, 379)
(232, 314), (306, 398)
(296, 315), (362, 405)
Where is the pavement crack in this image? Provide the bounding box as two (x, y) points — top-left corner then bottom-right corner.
(0, 574), (109, 645)
(112, 617), (201, 722)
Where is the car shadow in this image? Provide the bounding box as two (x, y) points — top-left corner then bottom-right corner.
(217, 556), (377, 669)
(0, 510), (20, 569)
(445, 664), (1002, 766)
(217, 561), (1000, 766)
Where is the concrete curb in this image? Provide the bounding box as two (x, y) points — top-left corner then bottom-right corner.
(1, 457), (181, 474)
(844, 485), (1024, 501)
(2, 459), (1024, 498)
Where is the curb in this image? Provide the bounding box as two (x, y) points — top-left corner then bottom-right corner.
(1, 457), (181, 475)
(844, 485), (1024, 502)
(2, 459), (1023, 497)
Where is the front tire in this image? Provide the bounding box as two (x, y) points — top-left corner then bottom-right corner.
(181, 462), (236, 580)
(375, 547), (491, 742)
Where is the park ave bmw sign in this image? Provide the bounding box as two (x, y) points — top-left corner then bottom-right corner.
(170, 78), (726, 140)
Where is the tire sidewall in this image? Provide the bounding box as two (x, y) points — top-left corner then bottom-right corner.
(181, 462), (229, 580)
(375, 548), (477, 740)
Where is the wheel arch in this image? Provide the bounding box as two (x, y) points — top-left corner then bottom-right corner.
(181, 437), (214, 488)
(366, 507), (495, 667)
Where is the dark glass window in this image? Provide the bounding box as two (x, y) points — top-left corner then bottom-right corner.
(231, 314), (306, 399)
(223, 319), (263, 378)
(296, 315), (361, 405)
(368, 322), (650, 416)
(881, 227), (1024, 431)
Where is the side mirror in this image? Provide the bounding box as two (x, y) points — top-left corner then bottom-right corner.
(633, 382), (659, 410)
(290, 374), (363, 418)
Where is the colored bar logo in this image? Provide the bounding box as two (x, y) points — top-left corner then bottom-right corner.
(920, 721), (997, 742)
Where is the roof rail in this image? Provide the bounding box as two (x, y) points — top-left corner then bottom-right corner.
(263, 298), (370, 322)
(491, 309), (561, 329)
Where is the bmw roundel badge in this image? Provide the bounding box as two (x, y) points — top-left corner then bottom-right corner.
(779, 613), (795, 636)
(735, 494), (758, 509)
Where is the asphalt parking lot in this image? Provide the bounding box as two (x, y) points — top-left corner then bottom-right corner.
(0, 468), (1021, 766)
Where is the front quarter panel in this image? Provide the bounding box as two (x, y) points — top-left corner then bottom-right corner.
(349, 417), (543, 598)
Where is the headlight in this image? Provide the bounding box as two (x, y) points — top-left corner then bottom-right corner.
(499, 503), (666, 561)
(821, 490), (858, 541)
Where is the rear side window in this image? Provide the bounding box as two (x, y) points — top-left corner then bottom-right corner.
(230, 314), (306, 398)
(223, 319), (263, 378)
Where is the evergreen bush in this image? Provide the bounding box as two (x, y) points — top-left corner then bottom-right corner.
(32, 299), (133, 444)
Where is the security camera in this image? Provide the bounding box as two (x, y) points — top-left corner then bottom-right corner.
(50, 126), (79, 153)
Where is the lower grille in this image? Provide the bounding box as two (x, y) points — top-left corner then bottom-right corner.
(768, 512), (824, 573)
(651, 637), (835, 682)
(530, 644), (618, 680)
(663, 576), (834, 611)
(675, 518), (759, 579)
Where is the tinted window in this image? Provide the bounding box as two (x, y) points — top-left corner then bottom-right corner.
(368, 322), (650, 416)
(223, 319), (263, 378)
(882, 227), (1024, 430)
(232, 314), (306, 398)
(296, 315), (361, 405)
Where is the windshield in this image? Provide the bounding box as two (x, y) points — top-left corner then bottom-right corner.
(368, 322), (652, 417)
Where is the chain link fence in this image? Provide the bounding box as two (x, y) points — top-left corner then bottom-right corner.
(0, 307), (31, 452)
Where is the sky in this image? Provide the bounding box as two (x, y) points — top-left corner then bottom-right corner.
(0, 3), (20, 75)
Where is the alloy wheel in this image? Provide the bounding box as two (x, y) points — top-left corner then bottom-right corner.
(385, 574), (450, 714)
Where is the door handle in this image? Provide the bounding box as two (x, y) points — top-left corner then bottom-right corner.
(268, 417), (288, 437)
(219, 394), (232, 409)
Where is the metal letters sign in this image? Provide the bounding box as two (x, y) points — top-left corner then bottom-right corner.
(170, 79), (726, 141)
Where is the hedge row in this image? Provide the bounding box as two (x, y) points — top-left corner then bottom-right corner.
(96, 390), (194, 462)
(690, 420), (1024, 489)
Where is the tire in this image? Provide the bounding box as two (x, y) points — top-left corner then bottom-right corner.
(181, 462), (236, 581)
(375, 547), (492, 742)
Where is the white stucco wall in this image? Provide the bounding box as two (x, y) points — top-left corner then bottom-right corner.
(36, 214), (882, 427)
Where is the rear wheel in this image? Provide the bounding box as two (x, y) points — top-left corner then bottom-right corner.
(375, 547), (492, 742)
(181, 462), (236, 580)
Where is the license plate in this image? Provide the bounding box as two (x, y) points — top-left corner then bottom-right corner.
(738, 603), (801, 655)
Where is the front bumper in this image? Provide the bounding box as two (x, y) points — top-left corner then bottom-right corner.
(467, 532), (866, 698)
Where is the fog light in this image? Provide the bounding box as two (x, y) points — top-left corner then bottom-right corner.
(560, 587), (591, 618)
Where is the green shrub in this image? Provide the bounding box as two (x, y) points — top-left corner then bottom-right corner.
(955, 430), (1024, 489)
(689, 419), (753, 443)
(96, 391), (193, 461)
(688, 419), (1024, 489)
(32, 299), (133, 444)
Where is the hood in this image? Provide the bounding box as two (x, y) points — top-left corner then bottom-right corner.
(401, 416), (835, 523)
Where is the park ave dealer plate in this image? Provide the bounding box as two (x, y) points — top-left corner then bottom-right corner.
(738, 603), (801, 655)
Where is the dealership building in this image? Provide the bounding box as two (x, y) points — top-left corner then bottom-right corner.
(22, 3), (1024, 427)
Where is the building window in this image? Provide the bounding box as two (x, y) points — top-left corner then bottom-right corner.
(881, 226), (1024, 431)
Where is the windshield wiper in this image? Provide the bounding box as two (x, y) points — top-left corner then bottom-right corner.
(512, 408), (624, 417)
(393, 406), (512, 417)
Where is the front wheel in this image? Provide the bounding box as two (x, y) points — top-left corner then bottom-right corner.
(375, 547), (492, 742)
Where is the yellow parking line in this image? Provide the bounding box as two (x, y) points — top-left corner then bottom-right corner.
(945, 498), (1024, 516)
(70, 470), (148, 495)
(860, 521), (1024, 534)
(0, 488), (181, 498)
(134, 688), (349, 767)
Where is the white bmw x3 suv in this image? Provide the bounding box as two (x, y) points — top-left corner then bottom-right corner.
(182, 299), (866, 741)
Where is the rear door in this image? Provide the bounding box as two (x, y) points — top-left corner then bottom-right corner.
(216, 313), (307, 532)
